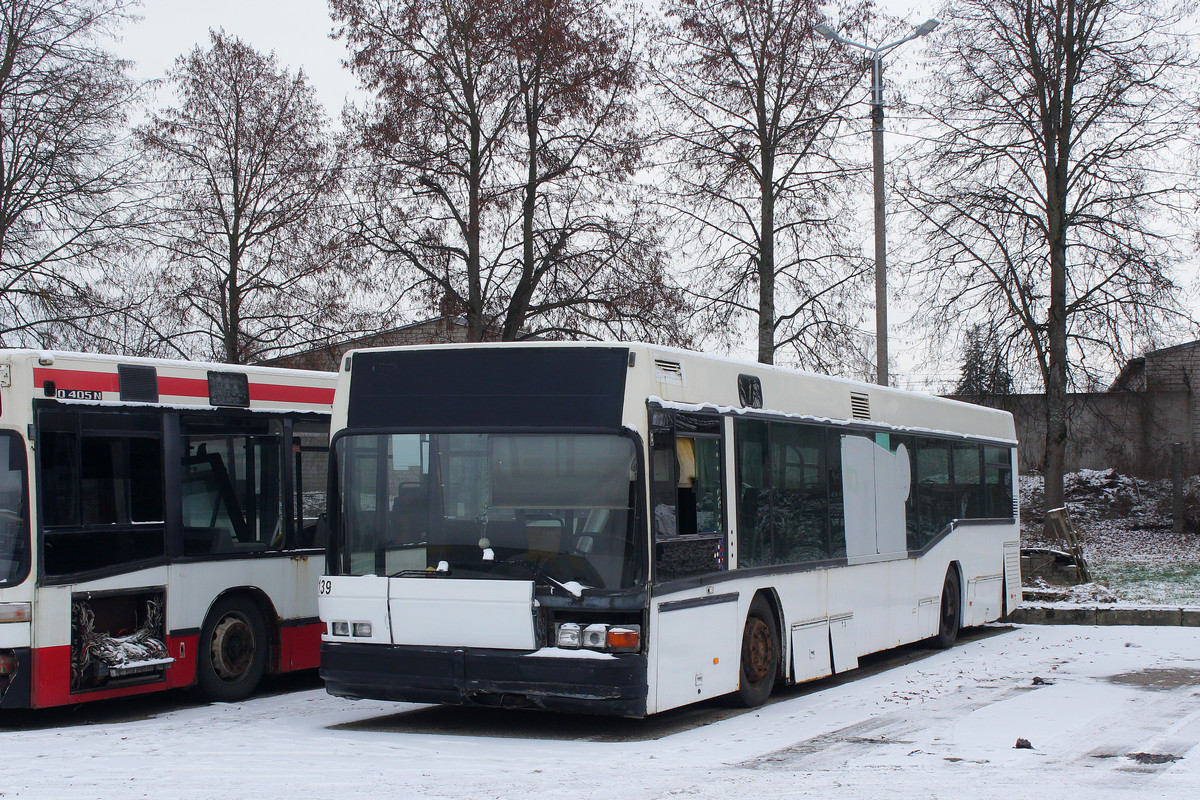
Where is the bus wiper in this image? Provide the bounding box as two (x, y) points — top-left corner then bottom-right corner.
(389, 569), (449, 578)
(505, 559), (583, 598)
(391, 560), (452, 578)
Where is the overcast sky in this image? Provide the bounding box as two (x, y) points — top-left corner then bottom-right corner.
(117, 0), (939, 118)
(119, 0), (362, 117)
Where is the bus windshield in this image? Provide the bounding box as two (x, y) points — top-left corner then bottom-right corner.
(334, 433), (644, 590)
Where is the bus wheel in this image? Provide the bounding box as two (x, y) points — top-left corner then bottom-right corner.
(933, 568), (961, 649)
(736, 597), (778, 708)
(197, 596), (268, 703)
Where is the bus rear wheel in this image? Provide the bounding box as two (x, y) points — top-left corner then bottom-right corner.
(735, 597), (779, 708)
(197, 596), (268, 703)
(932, 568), (961, 649)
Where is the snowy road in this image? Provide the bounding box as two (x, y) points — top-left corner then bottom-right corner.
(3, 624), (1199, 799)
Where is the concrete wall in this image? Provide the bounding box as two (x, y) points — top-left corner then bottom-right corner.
(966, 391), (1193, 478)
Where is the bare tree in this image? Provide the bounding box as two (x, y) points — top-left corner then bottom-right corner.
(0, 0), (138, 345)
(332, 0), (689, 343)
(137, 30), (356, 364)
(653, 0), (873, 367)
(900, 0), (1196, 516)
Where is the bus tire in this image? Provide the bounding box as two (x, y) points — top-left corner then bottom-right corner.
(933, 568), (961, 649)
(197, 596), (268, 703)
(735, 597), (779, 708)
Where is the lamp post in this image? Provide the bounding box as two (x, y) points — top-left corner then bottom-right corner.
(815, 18), (939, 387)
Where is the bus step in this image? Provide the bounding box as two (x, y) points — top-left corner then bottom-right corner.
(104, 657), (176, 678)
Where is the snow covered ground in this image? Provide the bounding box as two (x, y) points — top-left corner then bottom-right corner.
(3, 624), (1199, 800)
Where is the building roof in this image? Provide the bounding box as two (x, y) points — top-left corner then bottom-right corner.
(257, 317), (475, 372)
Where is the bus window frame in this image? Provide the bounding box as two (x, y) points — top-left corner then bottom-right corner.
(0, 429), (31, 588)
(35, 404), (167, 582)
(326, 425), (651, 592)
(649, 407), (729, 584)
(34, 402), (330, 586)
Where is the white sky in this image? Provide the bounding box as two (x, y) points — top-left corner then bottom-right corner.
(119, 0), (362, 117)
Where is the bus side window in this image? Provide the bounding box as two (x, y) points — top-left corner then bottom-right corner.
(650, 414), (678, 539)
(38, 410), (166, 577)
(653, 414), (727, 581)
(735, 418), (769, 568)
(40, 430), (80, 527)
(915, 440), (954, 544)
(738, 420), (839, 567)
(826, 428), (846, 558)
(181, 418), (283, 555)
(983, 445), (1014, 519)
(772, 423), (833, 563)
(953, 442), (984, 518)
(0, 431), (30, 586)
(293, 421), (330, 548)
(689, 438), (723, 534)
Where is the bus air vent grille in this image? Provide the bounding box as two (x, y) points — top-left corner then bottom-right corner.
(118, 364), (159, 403)
(654, 359), (685, 386)
(850, 391), (871, 420)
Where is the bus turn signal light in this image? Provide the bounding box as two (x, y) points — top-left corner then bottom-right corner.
(606, 627), (640, 652)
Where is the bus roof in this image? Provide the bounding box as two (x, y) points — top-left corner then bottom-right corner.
(336, 342), (1016, 444)
(2, 349), (336, 414)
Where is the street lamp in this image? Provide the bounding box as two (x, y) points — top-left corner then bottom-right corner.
(815, 18), (939, 387)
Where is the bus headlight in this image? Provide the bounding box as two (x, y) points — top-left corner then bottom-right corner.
(582, 624), (607, 649)
(555, 622), (640, 652)
(352, 622), (373, 638)
(331, 621), (350, 636)
(556, 622), (581, 648)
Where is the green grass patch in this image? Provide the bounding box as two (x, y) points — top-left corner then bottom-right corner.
(1090, 560), (1200, 606)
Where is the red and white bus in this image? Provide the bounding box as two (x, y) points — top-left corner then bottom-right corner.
(0, 351), (335, 708)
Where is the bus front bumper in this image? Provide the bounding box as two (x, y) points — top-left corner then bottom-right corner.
(0, 647), (32, 709)
(320, 642), (648, 717)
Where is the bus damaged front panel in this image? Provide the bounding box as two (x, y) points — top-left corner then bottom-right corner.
(318, 575), (649, 716)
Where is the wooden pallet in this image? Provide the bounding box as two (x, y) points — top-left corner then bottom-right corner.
(1045, 507), (1091, 584)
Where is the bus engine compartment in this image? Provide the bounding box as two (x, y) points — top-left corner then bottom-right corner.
(71, 588), (173, 692)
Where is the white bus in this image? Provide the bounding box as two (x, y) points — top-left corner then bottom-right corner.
(0, 351), (335, 709)
(318, 343), (1019, 716)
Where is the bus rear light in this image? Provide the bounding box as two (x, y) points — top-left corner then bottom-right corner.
(0, 603), (30, 623)
(331, 621), (350, 636)
(0, 651), (16, 675)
